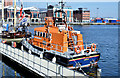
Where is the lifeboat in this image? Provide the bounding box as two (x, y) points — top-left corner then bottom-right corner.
(27, 1), (100, 69)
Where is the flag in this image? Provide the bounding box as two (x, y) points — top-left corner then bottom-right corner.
(20, 4), (23, 17)
(19, 0), (25, 22)
(19, 12), (25, 22)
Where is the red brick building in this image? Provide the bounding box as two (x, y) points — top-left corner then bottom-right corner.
(73, 8), (90, 23)
(4, 0), (13, 6)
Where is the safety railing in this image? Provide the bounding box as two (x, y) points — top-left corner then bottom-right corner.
(22, 39), (98, 58)
(0, 43), (87, 78)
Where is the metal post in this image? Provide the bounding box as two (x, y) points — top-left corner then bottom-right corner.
(2, 0), (4, 25)
(28, 52), (29, 66)
(15, 71), (17, 78)
(2, 63), (5, 77)
(23, 51), (24, 64)
(47, 60), (49, 76)
(40, 56), (41, 72)
(56, 64), (57, 77)
(14, 0), (16, 27)
(33, 55), (35, 70)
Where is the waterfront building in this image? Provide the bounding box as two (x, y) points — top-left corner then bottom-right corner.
(73, 8), (90, 23)
(39, 8), (47, 22)
(47, 5), (54, 17)
(47, 4), (73, 22)
(4, 0), (13, 6)
(4, 6), (20, 19)
(23, 7), (39, 18)
(2, 6), (30, 24)
(90, 17), (117, 23)
(104, 18), (117, 23)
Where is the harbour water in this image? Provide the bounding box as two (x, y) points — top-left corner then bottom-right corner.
(0, 25), (119, 77)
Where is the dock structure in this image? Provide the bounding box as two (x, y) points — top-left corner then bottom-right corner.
(0, 42), (87, 78)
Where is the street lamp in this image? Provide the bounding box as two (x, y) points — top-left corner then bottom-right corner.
(97, 8), (99, 18)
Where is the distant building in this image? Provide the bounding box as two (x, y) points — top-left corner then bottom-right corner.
(4, 0), (13, 6)
(105, 18), (117, 23)
(73, 8), (90, 23)
(4, 6), (21, 19)
(23, 7), (39, 18)
(47, 5), (54, 17)
(39, 8), (47, 22)
(90, 17), (117, 23)
(47, 4), (73, 22)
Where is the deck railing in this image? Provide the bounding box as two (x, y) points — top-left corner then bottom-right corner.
(22, 39), (97, 58)
(0, 42), (87, 78)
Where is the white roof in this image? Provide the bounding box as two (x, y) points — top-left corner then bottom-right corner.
(105, 18), (117, 20)
(0, 6), (38, 11)
(23, 7), (38, 11)
(4, 6), (21, 10)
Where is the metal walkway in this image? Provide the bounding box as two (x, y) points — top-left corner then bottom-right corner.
(0, 43), (87, 78)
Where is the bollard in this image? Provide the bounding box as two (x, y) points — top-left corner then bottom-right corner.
(21, 45), (23, 51)
(28, 50), (31, 54)
(40, 53), (43, 58)
(52, 57), (56, 63)
(97, 68), (101, 78)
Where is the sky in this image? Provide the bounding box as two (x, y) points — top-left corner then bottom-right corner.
(10, 0), (119, 18)
(17, 2), (118, 18)
(15, 0), (119, 2)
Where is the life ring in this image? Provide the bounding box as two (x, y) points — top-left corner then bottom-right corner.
(91, 43), (96, 52)
(75, 46), (82, 54)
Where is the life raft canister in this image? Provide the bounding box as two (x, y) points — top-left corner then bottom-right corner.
(91, 43), (96, 52)
(75, 46), (82, 54)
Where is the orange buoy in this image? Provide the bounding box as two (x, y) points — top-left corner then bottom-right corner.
(91, 43), (96, 52)
(75, 46), (82, 54)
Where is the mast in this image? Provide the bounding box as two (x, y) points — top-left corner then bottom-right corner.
(14, 0), (16, 27)
(2, 0), (4, 25)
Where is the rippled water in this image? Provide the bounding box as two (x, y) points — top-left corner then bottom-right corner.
(0, 25), (119, 77)
(73, 25), (118, 76)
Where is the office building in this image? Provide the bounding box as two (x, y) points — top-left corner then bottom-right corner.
(73, 8), (90, 23)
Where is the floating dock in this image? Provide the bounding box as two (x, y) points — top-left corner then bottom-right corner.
(0, 42), (88, 78)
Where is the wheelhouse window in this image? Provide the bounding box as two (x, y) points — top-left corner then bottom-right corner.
(40, 32), (42, 37)
(46, 33), (49, 38)
(43, 32), (45, 38)
(38, 32), (40, 36)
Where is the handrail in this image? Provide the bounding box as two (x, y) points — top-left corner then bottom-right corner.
(25, 38), (97, 50)
(22, 39), (98, 58)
